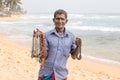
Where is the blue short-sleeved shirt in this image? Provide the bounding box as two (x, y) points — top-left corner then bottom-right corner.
(39, 28), (76, 80)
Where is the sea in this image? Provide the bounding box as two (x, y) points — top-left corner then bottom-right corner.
(0, 13), (120, 66)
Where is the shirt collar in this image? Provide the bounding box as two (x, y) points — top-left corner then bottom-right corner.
(50, 28), (69, 37)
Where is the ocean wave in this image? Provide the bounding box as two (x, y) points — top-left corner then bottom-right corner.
(69, 14), (85, 18)
(68, 26), (120, 32)
(75, 14), (120, 20)
(24, 14), (52, 20)
(0, 20), (45, 24)
(84, 55), (120, 66)
(108, 15), (120, 19)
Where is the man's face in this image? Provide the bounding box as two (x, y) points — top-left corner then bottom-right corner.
(53, 14), (68, 29)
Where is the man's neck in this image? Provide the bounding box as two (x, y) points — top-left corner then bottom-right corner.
(55, 28), (65, 36)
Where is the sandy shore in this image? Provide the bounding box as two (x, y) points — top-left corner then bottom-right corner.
(0, 34), (120, 80)
(0, 15), (24, 21)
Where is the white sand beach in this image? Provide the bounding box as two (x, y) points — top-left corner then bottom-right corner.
(0, 15), (24, 21)
(0, 34), (120, 80)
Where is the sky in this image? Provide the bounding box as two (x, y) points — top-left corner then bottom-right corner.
(21, 0), (120, 14)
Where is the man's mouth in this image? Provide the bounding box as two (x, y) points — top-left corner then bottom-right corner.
(57, 23), (62, 26)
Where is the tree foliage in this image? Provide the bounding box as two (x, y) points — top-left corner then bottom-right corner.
(0, 0), (26, 16)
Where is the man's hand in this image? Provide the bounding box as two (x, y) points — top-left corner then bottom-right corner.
(33, 28), (43, 37)
(75, 37), (81, 47)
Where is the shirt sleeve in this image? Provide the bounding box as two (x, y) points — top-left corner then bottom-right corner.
(71, 35), (76, 51)
(45, 34), (49, 51)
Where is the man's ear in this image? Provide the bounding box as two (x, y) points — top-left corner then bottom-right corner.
(53, 18), (55, 22)
(66, 19), (68, 23)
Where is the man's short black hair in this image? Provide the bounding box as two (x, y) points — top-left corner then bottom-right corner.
(54, 9), (68, 18)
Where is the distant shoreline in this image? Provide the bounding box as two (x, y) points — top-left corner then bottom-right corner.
(0, 14), (25, 21)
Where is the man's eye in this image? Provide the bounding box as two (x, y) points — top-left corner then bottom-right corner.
(55, 18), (59, 20)
(56, 18), (65, 20)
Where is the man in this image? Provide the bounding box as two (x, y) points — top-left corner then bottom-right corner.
(38, 9), (80, 80)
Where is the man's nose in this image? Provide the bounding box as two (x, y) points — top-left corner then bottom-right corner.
(58, 19), (62, 22)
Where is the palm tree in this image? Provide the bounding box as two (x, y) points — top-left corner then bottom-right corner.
(0, 0), (3, 11)
(0, 0), (25, 17)
(4, 0), (22, 11)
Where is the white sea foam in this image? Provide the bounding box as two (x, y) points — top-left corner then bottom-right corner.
(24, 14), (52, 19)
(69, 14), (84, 18)
(68, 26), (120, 32)
(85, 55), (120, 66)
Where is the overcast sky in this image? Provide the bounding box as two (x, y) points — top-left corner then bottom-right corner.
(21, 0), (120, 13)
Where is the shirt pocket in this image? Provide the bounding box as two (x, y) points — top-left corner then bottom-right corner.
(48, 37), (58, 48)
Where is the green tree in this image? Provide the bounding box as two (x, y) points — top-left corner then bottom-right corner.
(0, 0), (3, 11)
(0, 0), (25, 17)
(4, 0), (22, 11)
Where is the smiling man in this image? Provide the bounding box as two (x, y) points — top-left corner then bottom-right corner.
(38, 9), (80, 80)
